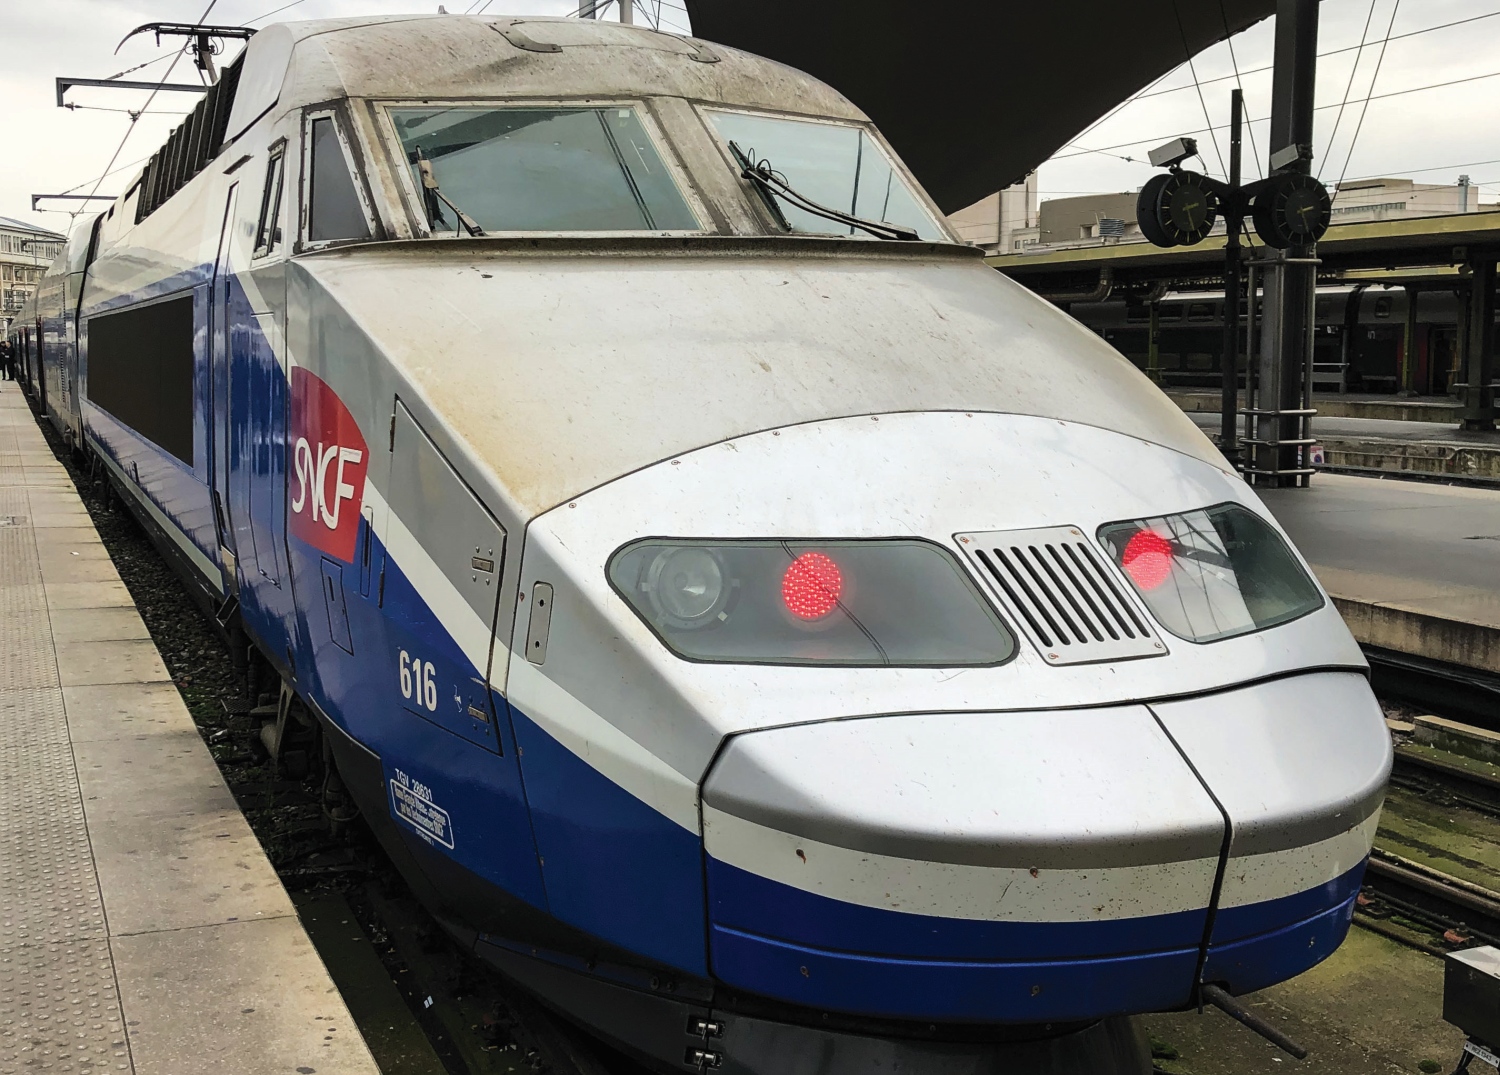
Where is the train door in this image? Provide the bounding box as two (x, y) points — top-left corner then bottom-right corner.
(210, 184), (241, 590)
(34, 315), (46, 415)
(227, 142), (296, 666)
(68, 216), (104, 446)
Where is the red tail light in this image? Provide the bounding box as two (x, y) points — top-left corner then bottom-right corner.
(782, 551), (843, 620)
(1121, 530), (1174, 591)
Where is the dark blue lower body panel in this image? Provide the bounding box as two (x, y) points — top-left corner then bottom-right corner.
(511, 708), (709, 977)
(711, 924), (1202, 1022)
(1203, 892), (1361, 994)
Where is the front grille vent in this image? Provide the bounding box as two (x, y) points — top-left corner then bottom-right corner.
(956, 525), (1165, 665)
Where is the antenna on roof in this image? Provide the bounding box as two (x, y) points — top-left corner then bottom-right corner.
(115, 23), (256, 83)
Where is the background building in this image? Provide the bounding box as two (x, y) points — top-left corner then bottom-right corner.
(1, 217), (65, 330)
(948, 173), (1039, 254)
(953, 175), (1497, 257)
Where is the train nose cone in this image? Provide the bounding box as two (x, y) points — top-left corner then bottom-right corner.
(1150, 670), (1392, 995)
(700, 705), (1226, 1023)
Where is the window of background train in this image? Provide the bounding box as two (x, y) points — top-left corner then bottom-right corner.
(703, 109), (946, 242)
(254, 142), (286, 257)
(386, 106), (698, 233)
(306, 115), (373, 244)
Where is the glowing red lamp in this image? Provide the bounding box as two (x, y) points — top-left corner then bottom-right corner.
(1121, 530), (1174, 591)
(782, 551), (843, 620)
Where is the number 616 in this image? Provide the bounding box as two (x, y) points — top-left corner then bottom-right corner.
(399, 650), (437, 712)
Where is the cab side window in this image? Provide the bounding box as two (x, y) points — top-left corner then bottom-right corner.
(307, 116), (372, 243)
(254, 142), (286, 257)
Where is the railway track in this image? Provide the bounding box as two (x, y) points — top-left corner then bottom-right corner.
(1364, 697), (1500, 956)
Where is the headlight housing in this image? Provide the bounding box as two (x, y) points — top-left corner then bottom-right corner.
(1098, 503), (1323, 643)
(608, 539), (1016, 666)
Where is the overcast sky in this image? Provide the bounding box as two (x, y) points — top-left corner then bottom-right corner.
(3, 0), (1497, 235)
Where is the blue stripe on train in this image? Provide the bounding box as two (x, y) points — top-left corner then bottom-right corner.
(710, 923), (1201, 1022)
(1208, 857), (1367, 943)
(707, 856), (1208, 961)
(705, 856), (1369, 1020)
(1204, 889), (1359, 994)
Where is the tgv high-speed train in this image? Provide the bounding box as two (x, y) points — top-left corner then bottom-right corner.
(9, 16), (1391, 1074)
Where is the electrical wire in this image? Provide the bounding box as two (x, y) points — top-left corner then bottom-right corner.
(101, 53), (175, 82)
(1055, 66), (1500, 163)
(63, 104), (192, 116)
(245, 0), (308, 24)
(1217, 0), (1262, 179)
(1320, 0), (1380, 181)
(1172, 0), (1227, 179)
(1128, 8), (1500, 103)
(72, 0), (218, 222)
(1331, 0), (1401, 201)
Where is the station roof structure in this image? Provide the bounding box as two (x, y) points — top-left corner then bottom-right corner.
(683, 0), (1278, 214)
(986, 210), (1500, 293)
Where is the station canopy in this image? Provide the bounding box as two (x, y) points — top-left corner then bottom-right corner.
(683, 0), (1278, 214)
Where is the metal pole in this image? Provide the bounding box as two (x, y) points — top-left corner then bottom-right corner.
(1399, 286), (1418, 397)
(1462, 258), (1497, 432)
(1219, 89), (1244, 469)
(1255, 0), (1320, 486)
(580, 0), (597, 17)
(618, 0), (633, 23)
(1148, 300), (1162, 384)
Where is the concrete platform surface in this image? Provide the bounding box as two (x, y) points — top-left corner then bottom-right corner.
(1171, 388), (1465, 425)
(1260, 473), (1500, 673)
(1187, 411), (1500, 481)
(0, 382), (380, 1075)
(1188, 410), (1500, 446)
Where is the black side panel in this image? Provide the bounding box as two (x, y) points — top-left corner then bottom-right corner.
(88, 296), (195, 464)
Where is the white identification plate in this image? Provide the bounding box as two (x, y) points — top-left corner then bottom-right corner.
(1464, 1041), (1500, 1069)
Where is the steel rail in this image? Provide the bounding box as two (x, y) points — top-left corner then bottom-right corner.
(1363, 850), (1500, 947)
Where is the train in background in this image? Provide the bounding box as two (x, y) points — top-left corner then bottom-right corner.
(1072, 285), (1493, 395)
(8, 15), (1392, 1075)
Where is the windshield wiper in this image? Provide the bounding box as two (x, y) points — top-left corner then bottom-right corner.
(727, 141), (920, 242)
(413, 146), (486, 238)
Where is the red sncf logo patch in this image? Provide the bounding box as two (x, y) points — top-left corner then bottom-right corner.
(289, 366), (369, 562)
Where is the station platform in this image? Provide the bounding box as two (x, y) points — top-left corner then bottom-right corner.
(1170, 388), (1464, 425)
(1259, 473), (1500, 676)
(1185, 410), (1500, 482)
(0, 382), (379, 1074)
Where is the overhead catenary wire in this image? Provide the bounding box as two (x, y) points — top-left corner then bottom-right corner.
(1126, 7), (1500, 104)
(1217, 0), (1263, 179)
(1171, 0), (1228, 179)
(245, 0), (308, 24)
(1319, 0), (1381, 181)
(1055, 1), (1500, 165)
(1330, 0), (1402, 202)
(1056, 65), (1500, 163)
(71, 0), (220, 223)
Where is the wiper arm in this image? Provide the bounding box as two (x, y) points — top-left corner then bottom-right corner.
(414, 146), (485, 238)
(728, 141), (920, 242)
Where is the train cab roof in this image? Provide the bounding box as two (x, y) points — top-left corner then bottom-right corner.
(228, 15), (866, 143)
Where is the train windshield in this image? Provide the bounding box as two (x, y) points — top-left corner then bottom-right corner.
(388, 107), (699, 233)
(706, 110), (945, 241)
